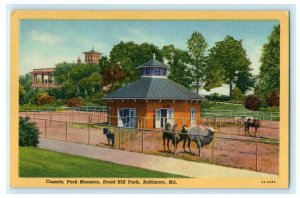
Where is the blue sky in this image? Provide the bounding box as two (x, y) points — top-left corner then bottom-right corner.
(19, 20), (279, 94)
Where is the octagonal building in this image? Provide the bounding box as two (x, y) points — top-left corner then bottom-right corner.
(102, 57), (204, 129)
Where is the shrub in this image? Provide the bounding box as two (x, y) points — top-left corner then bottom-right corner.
(231, 87), (244, 102)
(205, 93), (230, 102)
(266, 91), (279, 106)
(37, 92), (55, 105)
(65, 97), (84, 107)
(244, 95), (261, 111)
(19, 117), (39, 146)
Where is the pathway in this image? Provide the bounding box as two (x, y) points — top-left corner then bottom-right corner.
(38, 139), (277, 178)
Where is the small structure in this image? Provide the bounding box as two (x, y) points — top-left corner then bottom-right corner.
(103, 57), (204, 129)
(31, 68), (57, 88)
(82, 47), (102, 64)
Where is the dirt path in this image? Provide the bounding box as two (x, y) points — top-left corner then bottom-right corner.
(38, 139), (276, 178)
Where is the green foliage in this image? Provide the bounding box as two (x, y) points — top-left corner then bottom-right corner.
(86, 92), (106, 106)
(201, 101), (248, 111)
(244, 95), (261, 111)
(36, 92), (55, 105)
(54, 63), (101, 99)
(259, 106), (279, 112)
(109, 41), (163, 83)
(162, 45), (192, 88)
(234, 70), (256, 94)
(231, 87), (244, 102)
(19, 147), (186, 178)
(205, 93), (230, 102)
(19, 117), (39, 147)
(266, 91), (279, 107)
(187, 32), (208, 93)
(255, 25), (280, 99)
(206, 36), (252, 96)
(65, 97), (84, 107)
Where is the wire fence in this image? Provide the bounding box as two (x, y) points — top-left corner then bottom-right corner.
(21, 115), (279, 175)
(202, 110), (279, 121)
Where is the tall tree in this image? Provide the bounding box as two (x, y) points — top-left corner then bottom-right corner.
(109, 41), (162, 83)
(235, 70), (256, 94)
(255, 24), (280, 99)
(205, 35), (252, 97)
(54, 63), (102, 99)
(187, 32), (208, 94)
(162, 45), (192, 88)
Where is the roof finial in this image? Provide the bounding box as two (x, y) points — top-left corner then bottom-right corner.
(92, 45), (94, 50)
(153, 53), (156, 60)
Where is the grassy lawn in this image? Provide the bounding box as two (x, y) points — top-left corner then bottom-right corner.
(201, 101), (279, 120)
(19, 147), (187, 178)
(202, 101), (249, 112)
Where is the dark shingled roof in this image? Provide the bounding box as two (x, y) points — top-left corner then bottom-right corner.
(103, 77), (204, 100)
(138, 59), (168, 68)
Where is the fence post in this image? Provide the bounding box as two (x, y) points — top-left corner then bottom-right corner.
(238, 120), (241, 135)
(66, 122), (68, 142)
(142, 129), (144, 153)
(255, 141), (258, 171)
(211, 138), (215, 164)
(219, 118), (221, 133)
(88, 124), (90, 145)
(118, 128), (121, 149)
(44, 119), (47, 139)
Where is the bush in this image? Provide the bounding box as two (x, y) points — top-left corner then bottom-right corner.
(266, 91), (279, 106)
(231, 87), (244, 102)
(205, 93), (230, 102)
(52, 99), (65, 107)
(244, 95), (261, 111)
(65, 97), (84, 107)
(19, 117), (39, 146)
(37, 92), (55, 105)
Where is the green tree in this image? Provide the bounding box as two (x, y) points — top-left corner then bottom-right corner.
(162, 45), (192, 88)
(235, 70), (256, 94)
(255, 24), (280, 99)
(109, 41), (162, 83)
(205, 35), (252, 97)
(54, 63), (102, 99)
(187, 32), (208, 94)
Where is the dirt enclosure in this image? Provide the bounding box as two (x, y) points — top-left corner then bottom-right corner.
(20, 111), (279, 175)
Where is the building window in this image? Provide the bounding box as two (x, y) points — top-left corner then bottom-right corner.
(191, 108), (196, 126)
(154, 68), (160, 75)
(118, 108), (136, 128)
(146, 68), (151, 75)
(161, 68), (166, 76)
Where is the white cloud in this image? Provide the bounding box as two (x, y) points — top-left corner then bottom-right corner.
(30, 30), (62, 45)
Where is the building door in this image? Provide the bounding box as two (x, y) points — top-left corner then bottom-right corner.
(118, 108), (136, 128)
(155, 108), (174, 129)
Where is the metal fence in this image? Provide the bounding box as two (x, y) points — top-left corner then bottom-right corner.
(20, 110), (279, 140)
(202, 110), (279, 121)
(23, 116), (279, 175)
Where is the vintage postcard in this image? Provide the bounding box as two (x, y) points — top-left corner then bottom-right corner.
(10, 10), (289, 188)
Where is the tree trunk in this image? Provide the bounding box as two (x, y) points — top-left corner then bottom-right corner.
(229, 81), (233, 97)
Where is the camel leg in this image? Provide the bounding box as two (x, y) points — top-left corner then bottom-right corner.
(167, 139), (171, 152)
(183, 139), (186, 152)
(188, 139), (192, 153)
